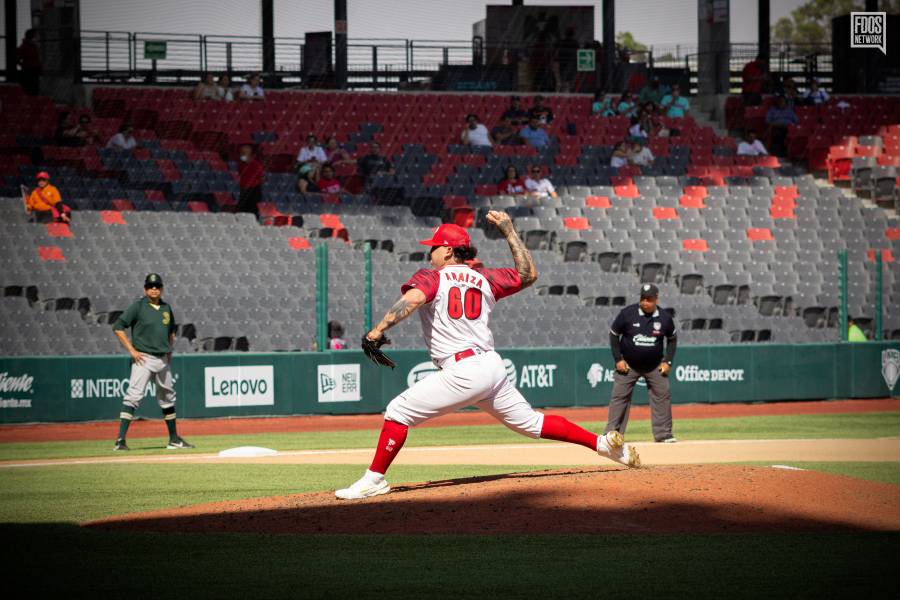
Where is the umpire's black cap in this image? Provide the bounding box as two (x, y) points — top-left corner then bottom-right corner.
(639, 283), (659, 299)
(144, 273), (163, 287)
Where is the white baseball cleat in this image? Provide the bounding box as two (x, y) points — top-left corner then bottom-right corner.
(335, 472), (391, 500)
(597, 431), (641, 468)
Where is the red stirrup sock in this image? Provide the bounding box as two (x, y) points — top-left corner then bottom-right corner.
(369, 420), (409, 475)
(540, 414), (599, 451)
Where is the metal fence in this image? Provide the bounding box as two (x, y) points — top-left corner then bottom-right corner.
(2, 30), (834, 92)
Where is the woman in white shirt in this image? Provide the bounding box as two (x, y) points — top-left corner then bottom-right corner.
(216, 74), (234, 102)
(461, 114), (492, 147)
(736, 131), (768, 156)
(629, 140), (655, 166)
(106, 124), (137, 151)
(610, 142), (630, 168)
(193, 73), (218, 101)
(524, 166), (558, 199)
(239, 73), (265, 100)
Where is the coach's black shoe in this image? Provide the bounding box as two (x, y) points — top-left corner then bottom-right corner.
(113, 438), (130, 452)
(166, 436), (195, 449)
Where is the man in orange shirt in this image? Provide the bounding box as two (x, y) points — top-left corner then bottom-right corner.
(26, 171), (71, 223)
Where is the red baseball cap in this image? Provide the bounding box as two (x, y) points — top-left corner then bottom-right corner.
(36, 171), (50, 180)
(419, 223), (471, 247)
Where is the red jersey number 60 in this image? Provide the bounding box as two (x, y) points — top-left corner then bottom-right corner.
(447, 287), (483, 320)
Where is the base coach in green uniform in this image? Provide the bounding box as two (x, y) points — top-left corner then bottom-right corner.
(111, 273), (194, 451)
(604, 283), (678, 443)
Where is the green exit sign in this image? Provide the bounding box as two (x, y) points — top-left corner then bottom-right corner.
(143, 40), (167, 60)
(577, 49), (595, 72)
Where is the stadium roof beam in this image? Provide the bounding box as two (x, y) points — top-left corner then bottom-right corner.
(5, 0), (16, 80)
(262, 0), (275, 78)
(602, 0), (614, 91)
(335, 0), (347, 89)
(758, 0), (769, 64)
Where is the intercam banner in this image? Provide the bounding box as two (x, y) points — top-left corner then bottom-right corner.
(0, 342), (898, 423)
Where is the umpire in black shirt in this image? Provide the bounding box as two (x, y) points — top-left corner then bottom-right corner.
(604, 284), (678, 442)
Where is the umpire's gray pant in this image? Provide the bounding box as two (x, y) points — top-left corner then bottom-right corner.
(122, 353), (176, 410)
(604, 364), (672, 441)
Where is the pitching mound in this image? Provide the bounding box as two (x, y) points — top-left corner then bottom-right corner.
(87, 465), (900, 535)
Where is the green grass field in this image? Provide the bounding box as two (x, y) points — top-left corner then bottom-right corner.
(2, 411), (899, 598)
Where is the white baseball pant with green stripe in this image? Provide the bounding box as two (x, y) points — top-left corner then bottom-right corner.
(121, 354), (176, 419)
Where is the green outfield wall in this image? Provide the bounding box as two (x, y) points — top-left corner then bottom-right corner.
(1, 342), (898, 423)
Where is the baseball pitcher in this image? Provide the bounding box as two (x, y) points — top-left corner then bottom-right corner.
(339, 212), (640, 500)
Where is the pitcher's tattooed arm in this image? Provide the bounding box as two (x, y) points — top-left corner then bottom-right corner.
(485, 210), (537, 288)
(366, 288), (427, 340)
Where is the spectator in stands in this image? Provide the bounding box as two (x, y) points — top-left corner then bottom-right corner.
(501, 96), (528, 126)
(741, 55), (767, 106)
(193, 73), (218, 101)
(236, 144), (264, 216)
(491, 116), (522, 146)
(781, 77), (800, 108)
(848, 316), (867, 342)
(628, 116), (648, 141)
(592, 91), (616, 116)
(296, 134), (327, 181)
(316, 165), (343, 194)
(498, 166), (527, 195)
(215, 74), (234, 102)
(324, 136), (355, 167)
(238, 73), (265, 101)
(26, 171), (71, 223)
(328, 321), (348, 350)
(528, 95), (554, 125)
(461, 114), (493, 147)
(617, 91), (638, 117)
(660, 84), (690, 118)
(524, 166), (558, 199)
(736, 130), (768, 156)
(629, 139), (655, 167)
(357, 141), (394, 180)
(610, 142), (631, 168)
(639, 104), (665, 137)
(765, 95), (798, 156)
(106, 123), (138, 151)
(16, 29), (42, 96)
(804, 79), (830, 105)
(638, 77), (663, 108)
(553, 28), (579, 92)
(519, 116), (550, 149)
(62, 114), (101, 146)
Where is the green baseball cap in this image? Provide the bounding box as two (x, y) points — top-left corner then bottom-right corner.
(144, 273), (163, 287)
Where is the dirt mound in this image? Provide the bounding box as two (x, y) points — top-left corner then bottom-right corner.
(87, 465), (900, 535)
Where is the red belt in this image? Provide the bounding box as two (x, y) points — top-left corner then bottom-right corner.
(454, 349), (476, 362)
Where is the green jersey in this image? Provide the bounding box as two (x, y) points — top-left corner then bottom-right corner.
(112, 297), (176, 355)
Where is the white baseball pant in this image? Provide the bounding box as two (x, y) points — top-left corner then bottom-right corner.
(384, 350), (545, 437)
(122, 353), (176, 410)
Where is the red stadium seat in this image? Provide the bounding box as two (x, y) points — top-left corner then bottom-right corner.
(37, 246), (66, 261)
(585, 196), (611, 208)
(652, 207), (678, 220)
(288, 237), (311, 250)
(45, 223), (73, 238)
(681, 239), (708, 252)
(867, 249), (895, 263)
(679, 195), (705, 209)
(746, 227), (774, 241)
(100, 211), (126, 224)
(563, 217), (590, 230)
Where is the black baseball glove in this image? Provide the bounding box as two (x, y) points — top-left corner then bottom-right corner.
(361, 334), (396, 369)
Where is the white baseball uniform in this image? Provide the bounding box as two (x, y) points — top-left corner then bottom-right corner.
(383, 264), (545, 438)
